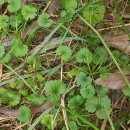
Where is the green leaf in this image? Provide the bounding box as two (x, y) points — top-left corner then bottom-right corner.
(20, 90), (28, 96)
(67, 68), (78, 78)
(0, 45), (5, 58)
(96, 96), (111, 119)
(82, 4), (105, 25)
(60, 9), (75, 22)
(99, 68), (110, 79)
(10, 14), (22, 28)
(0, 88), (21, 106)
(56, 45), (72, 61)
(0, 0), (5, 5)
(0, 53), (11, 64)
(122, 87), (130, 97)
(27, 55), (42, 70)
(96, 86), (109, 97)
(69, 121), (78, 130)
(60, 0), (77, 10)
(7, 0), (22, 12)
(26, 94), (46, 106)
(17, 106), (31, 123)
(76, 47), (93, 64)
(11, 40), (28, 57)
(80, 85), (95, 99)
(41, 114), (56, 129)
(85, 96), (100, 113)
(76, 72), (92, 87)
(68, 95), (84, 108)
(0, 15), (9, 28)
(93, 47), (108, 65)
(45, 80), (67, 103)
(22, 5), (37, 21)
(38, 13), (53, 28)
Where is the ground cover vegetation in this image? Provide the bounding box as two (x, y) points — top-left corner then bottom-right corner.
(0, 0), (130, 129)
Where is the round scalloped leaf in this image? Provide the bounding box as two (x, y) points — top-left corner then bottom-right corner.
(76, 47), (93, 64)
(11, 40), (28, 57)
(76, 72), (92, 87)
(38, 13), (53, 28)
(85, 96), (100, 113)
(22, 5), (37, 21)
(7, 0), (22, 12)
(60, 0), (77, 10)
(69, 121), (78, 130)
(68, 95), (84, 108)
(80, 85), (95, 99)
(0, 15), (9, 28)
(56, 45), (72, 61)
(82, 5), (105, 25)
(17, 106), (31, 123)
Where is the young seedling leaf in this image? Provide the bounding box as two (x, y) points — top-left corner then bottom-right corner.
(27, 55), (42, 70)
(7, 0), (22, 12)
(68, 95), (84, 108)
(76, 72), (92, 87)
(60, 0), (77, 10)
(17, 106), (31, 123)
(45, 80), (67, 103)
(38, 13), (53, 28)
(80, 85), (95, 99)
(69, 121), (78, 130)
(22, 5), (37, 21)
(82, 4), (105, 25)
(11, 40), (28, 57)
(56, 45), (72, 61)
(76, 47), (93, 64)
(0, 15), (9, 28)
(0, 54), (11, 64)
(26, 94), (46, 106)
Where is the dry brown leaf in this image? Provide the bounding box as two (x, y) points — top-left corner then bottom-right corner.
(94, 72), (130, 90)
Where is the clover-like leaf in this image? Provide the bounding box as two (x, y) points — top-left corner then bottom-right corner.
(7, 0), (22, 12)
(22, 5), (37, 21)
(76, 47), (93, 64)
(38, 13), (53, 28)
(76, 72), (92, 87)
(80, 85), (95, 99)
(0, 15), (9, 28)
(27, 55), (41, 70)
(56, 45), (72, 61)
(60, 0), (77, 10)
(11, 40), (28, 57)
(45, 80), (67, 103)
(17, 106), (31, 123)
(0, 45), (5, 59)
(93, 47), (108, 65)
(82, 4), (105, 25)
(68, 95), (84, 108)
(26, 94), (46, 106)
